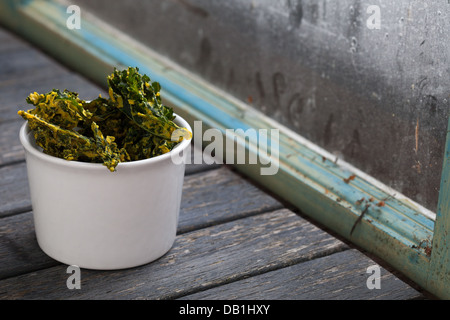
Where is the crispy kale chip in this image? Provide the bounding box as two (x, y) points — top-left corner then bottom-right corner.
(107, 67), (191, 142)
(18, 67), (192, 172)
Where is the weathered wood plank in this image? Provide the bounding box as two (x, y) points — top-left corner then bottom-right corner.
(0, 212), (56, 280)
(180, 249), (425, 300)
(0, 73), (104, 122)
(0, 166), (283, 278)
(178, 167), (283, 233)
(0, 209), (348, 299)
(0, 28), (34, 53)
(0, 119), (24, 166)
(0, 162), (30, 217)
(0, 46), (68, 84)
(184, 144), (221, 175)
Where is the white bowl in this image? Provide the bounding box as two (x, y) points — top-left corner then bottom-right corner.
(19, 114), (192, 270)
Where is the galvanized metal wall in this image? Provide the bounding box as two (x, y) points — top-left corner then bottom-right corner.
(74, 0), (449, 212)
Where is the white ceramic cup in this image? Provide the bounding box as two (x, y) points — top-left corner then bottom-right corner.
(19, 114), (192, 270)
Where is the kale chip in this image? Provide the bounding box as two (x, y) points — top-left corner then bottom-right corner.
(18, 67), (192, 172)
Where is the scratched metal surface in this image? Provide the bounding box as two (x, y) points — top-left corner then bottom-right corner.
(73, 0), (449, 212)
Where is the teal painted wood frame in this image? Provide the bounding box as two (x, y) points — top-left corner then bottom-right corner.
(0, 0), (448, 298)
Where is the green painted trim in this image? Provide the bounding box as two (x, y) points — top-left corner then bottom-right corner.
(1, 0), (446, 298)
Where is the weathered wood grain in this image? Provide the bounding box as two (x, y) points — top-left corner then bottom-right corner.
(0, 212), (56, 280)
(0, 73), (105, 123)
(0, 209), (348, 299)
(180, 249), (424, 300)
(0, 47), (68, 84)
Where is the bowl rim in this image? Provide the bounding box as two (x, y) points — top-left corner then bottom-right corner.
(19, 113), (192, 171)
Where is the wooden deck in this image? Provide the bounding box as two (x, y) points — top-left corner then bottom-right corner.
(0, 26), (429, 300)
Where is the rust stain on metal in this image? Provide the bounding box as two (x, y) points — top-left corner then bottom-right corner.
(343, 174), (356, 184)
(412, 238), (432, 257)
